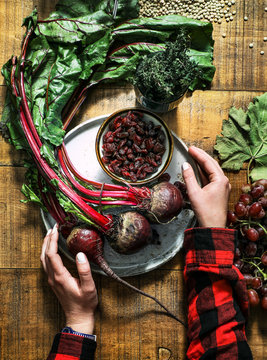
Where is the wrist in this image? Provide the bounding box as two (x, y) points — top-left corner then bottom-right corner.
(66, 316), (95, 334)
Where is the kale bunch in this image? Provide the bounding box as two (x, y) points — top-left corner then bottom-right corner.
(134, 30), (200, 103)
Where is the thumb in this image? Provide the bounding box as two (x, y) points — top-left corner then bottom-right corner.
(182, 162), (201, 199)
(76, 252), (94, 290)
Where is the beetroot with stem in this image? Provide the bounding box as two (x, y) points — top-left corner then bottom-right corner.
(108, 211), (153, 254)
(67, 226), (186, 326)
(145, 181), (184, 223)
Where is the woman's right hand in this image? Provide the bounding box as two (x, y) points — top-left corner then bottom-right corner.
(182, 146), (231, 228)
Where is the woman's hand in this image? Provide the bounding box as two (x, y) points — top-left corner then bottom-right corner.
(182, 146), (231, 228)
(40, 225), (98, 334)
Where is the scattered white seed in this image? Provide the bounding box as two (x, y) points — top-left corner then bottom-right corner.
(249, 43), (254, 48)
(231, 0), (235, 4)
(264, 37), (267, 42)
(222, 33), (226, 38)
(260, 51), (265, 55)
(232, 10), (236, 15)
(230, 16), (233, 21)
(265, 7), (267, 12)
(244, 16), (248, 21)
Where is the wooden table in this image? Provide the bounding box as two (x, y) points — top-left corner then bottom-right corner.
(0, 1), (266, 359)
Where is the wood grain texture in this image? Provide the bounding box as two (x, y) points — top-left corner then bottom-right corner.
(211, 0), (267, 90)
(0, 0), (266, 359)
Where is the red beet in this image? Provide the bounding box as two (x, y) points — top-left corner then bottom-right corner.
(67, 226), (185, 326)
(109, 211), (152, 254)
(147, 182), (184, 223)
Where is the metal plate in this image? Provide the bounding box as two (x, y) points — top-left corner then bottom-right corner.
(41, 114), (199, 277)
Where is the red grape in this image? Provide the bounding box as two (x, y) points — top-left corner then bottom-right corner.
(258, 197), (267, 209)
(252, 179), (267, 191)
(255, 225), (265, 239)
(257, 209), (266, 219)
(248, 202), (262, 218)
(243, 273), (254, 285)
(251, 277), (262, 290)
(251, 184), (265, 199)
(235, 202), (246, 218)
(228, 180), (266, 307)
(239, 193), (253, 205)
(248, 289), (260, 306)
(261, 296), (267, 310)
(245, 242), (257, 256)
(227, 210), (238, 225)
(261, 251), (267, 266)
(259, 285), (267, 297)
(233, 259), (244, 270)
(245, 228), (259, 242)
(241, 224), (249, 234)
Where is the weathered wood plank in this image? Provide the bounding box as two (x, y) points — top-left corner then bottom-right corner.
(0, 269), (60, 360)
(0, 1), (266, 360)
(0, 0), (57, 83)
(212, 0), (266, 91)
(0, 269), (266, 360)
(0, 166), (45, 268)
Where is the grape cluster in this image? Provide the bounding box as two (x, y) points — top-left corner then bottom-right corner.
(227, 179), (267, 310)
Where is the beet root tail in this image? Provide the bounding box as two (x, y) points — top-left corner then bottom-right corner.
(97, 256), (187, 327)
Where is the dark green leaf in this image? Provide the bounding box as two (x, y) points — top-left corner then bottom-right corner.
(214, 92), (267, 181)
(21, 184), (47, 210)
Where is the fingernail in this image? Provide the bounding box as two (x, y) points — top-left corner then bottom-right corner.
(46, 229), (52, 236)
(182, 162), (190, 171)
(77, 252), (86, 263)
(52, 223), (58, 234)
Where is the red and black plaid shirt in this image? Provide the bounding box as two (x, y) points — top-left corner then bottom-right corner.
(47, 228), (253, 360)
(47, 332), (96, 360)
(184, 228), (252, 360)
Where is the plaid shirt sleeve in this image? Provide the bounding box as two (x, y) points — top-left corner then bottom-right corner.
(184, 227), (253, 360)
(47, 332), (96, 360)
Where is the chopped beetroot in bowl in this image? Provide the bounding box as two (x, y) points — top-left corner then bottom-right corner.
(96, 108), (173, 185)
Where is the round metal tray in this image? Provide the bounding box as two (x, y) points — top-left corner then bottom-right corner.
(41, 114), (199, 277)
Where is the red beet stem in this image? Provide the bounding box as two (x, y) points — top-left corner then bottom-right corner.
(57, 147), (138, 203)
(60, 143), (151, 198)
(11, 70), (111, 231)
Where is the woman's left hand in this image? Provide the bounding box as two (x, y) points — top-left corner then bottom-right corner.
(40, 224), (98, 334)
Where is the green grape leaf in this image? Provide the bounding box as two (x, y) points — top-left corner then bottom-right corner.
(214, 93), (267, 181)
